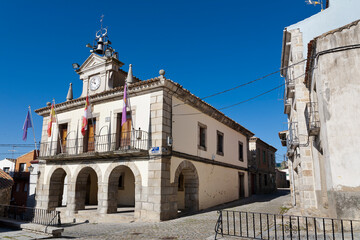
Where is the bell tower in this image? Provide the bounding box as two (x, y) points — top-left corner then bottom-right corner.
(75, 16), (128, 97)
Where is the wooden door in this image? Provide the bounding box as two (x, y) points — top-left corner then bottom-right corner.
(58, 124), (67, 154)
(121, 118), (132, 147)
(88, 121), (95, 152)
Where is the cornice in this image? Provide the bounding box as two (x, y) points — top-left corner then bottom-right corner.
(35, 77), (254, 137)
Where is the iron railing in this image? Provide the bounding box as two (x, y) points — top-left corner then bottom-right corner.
(288, 122), (299, 150)
(215, 210), (360, 240)
(306, 102), (320, 136)
(0, 204), (61, 226)
(39, 129), (149, 157)
(284, 69), (295, 99)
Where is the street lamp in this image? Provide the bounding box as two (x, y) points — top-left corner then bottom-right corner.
(28, 165), (34, 173)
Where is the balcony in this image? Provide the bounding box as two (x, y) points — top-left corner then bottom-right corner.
(39, 130), (149, 160)
(12, 171), (30, 180)
(285, 74), (295, 99)
(306, 102), (320, 136)
(288, 122), (299, 152)
(284, 98), (292, 114)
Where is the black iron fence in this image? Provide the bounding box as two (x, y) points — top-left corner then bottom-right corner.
(40, 129), (149, 157)
(215, 210), (360, 240)
(0, 205), (61, 226)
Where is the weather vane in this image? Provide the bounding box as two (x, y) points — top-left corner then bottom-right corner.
(85, 14), (117, 58)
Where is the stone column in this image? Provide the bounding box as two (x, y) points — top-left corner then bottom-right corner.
(144, 85), (177, 221)
(97, 182), (109, 214)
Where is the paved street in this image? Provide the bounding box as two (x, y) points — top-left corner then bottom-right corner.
(0, 190), (290, 240)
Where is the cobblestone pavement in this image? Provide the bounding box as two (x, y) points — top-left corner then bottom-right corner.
(59, 190), (290, 240)
(0, 190), (290, 240)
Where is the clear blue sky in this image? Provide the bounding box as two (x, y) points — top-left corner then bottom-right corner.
(0, 0), (321, 161)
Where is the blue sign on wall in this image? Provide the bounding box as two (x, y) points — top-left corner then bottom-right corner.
(151, 147), (160, 154)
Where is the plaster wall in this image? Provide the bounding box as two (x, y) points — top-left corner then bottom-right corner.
(0, 159), (15, 174)
(287, 0), (360, 59)
(310, 22), (360, 218)
(117, 167), (135, 206)
(41, 93), (151, 144)
(170, 157), (248, 210)
(172, 97), (248, 168)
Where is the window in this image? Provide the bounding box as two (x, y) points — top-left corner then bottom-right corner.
(24, 183), (28, 192)
(238, 141), (244, 161)
(16, 183), (20, 192)
(263, 150), (266, 163)
(198, 123), (207, 151)
(216, 131), (224, 156)
(3, 167), (9, 174)
(118, 173), (124, 190)
(264, 174), (268, 186)
(178, 173), (184, 191)
(19, 163), (26, 172)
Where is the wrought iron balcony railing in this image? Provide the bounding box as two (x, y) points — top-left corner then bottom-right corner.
(287, 122), (299, 154)
(39, 130), (149, 158)
(306, 102), (320, 136)
(284, 71), (295, 99)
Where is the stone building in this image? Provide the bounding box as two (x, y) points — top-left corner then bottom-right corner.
(279, 0), (360, 219)
(34, 26), (254, 222)
(275, 169), (288, 189)
(248, 137), (277, 195)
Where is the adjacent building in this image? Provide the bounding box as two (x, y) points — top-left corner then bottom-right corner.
(248, 137), (277, 195)
(34, 25), (256, 222)
(11, 150), (38, 206)
(0, 169), (14, 205)
(0, 158), (15, 175)
(280, 0), (360, 219)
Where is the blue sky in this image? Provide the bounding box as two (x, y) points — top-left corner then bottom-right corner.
(0, 0), (321, 160)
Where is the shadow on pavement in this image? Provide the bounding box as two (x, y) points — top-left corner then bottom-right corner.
(178, 189), (290, 218)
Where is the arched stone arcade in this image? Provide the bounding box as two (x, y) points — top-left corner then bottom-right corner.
(104, 162), (142, 215)
(74, 167), (99, 211)
(174, 160), (199, 212)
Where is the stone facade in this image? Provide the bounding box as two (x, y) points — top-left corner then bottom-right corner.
(248, 137), (277, 195)
(34, 41), (255, 222)
(280, 0), (360, 219)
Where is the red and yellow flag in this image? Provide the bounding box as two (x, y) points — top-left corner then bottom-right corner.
(81, 96), (91, 136)
(47, 103), (56, 137)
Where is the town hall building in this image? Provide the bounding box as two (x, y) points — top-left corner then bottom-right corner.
(34, 24), (255, 222)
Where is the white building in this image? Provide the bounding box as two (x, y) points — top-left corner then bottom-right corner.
(280, 0), (360, 219)
(0, 158), (15, 176)
(34, 25), (254, 222)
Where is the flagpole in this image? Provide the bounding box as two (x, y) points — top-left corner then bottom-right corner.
(53, 99), (63, 153)
(28, 106), (38, 158)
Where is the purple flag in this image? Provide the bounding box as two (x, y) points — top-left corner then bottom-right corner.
(121, 83), (127, 126)
(22, 110), (32, 141)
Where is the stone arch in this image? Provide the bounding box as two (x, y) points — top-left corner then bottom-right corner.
(72, 163), (103, 184)
(103, 162), (142, 215)
(174, 160), (199, 212)
(47, 166), (71, 210)
(73, 166), (100, 211)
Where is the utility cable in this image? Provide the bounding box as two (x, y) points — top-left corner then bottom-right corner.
(173, 83), (284, 116)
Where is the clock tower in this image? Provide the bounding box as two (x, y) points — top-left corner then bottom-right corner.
(75, 20), (132, 97)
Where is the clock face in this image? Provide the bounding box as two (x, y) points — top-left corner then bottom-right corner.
(90, 76), (101, 91)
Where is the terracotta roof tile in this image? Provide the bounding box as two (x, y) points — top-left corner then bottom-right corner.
(0, 169), (14, 190)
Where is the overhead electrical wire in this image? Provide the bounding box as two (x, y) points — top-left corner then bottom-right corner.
(173, 83), (285, 116)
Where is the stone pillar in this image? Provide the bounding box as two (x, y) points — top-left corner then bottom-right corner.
(97, 182), (109, 214)
(144, 86), (177, 221)
(34, 161), (49, 209)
